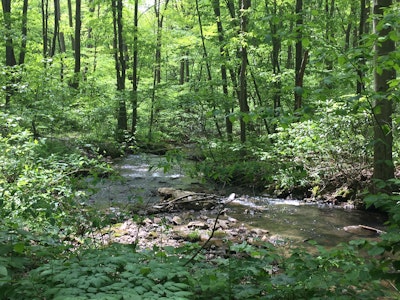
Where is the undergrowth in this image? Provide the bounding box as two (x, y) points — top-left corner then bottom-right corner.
(4, 240), (397, 300)
(0, 112), (399, 299)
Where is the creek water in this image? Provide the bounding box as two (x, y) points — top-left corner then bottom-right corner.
(88, 154), (387, 247)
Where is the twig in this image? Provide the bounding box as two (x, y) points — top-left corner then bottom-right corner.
(358, 224), (386, 234)
(184, 195), (235, 266)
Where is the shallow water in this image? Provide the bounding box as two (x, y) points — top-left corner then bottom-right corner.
(88, 154), (387, 246)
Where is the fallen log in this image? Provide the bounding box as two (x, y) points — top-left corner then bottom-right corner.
(343, 224), (385, 235)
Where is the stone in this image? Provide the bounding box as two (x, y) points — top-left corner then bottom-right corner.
(218, 220), (229, 229)
(187, 221), (209, 229)
(172, 216), (183, 225)
(227, 217), (237, 223)
(153, 217), (163, 224)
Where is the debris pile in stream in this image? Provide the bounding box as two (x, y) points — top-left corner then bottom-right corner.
(90, 188), (280, 258)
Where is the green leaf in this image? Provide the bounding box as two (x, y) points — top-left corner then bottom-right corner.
(368, 246), (385, 256)
(302, 37), (310, 48)
(13, 243), (25, 254)
(388, 30), (398, 42)
(0, 266), (8, 277)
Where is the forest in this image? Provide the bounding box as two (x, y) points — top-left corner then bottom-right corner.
(0, 0), (399, 299)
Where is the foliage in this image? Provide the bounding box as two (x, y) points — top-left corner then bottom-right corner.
(0, 112), (116, 295)
(192, 99), (372, 197)
(5, 240), (397, 300)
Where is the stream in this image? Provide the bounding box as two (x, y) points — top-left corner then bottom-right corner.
(88, 154), (387, 247)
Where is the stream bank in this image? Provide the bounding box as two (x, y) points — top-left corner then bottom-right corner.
(87, 154), (387, 250)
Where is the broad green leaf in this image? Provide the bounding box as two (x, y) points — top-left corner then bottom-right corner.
(0, 266), (8, 277)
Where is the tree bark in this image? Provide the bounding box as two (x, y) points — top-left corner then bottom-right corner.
(41, 0), (49, 57)
(70, 0), (81, 89)
(131, 0), (139, 135)
(294, 0), (304, 111)
(112, 0), (128, 139)
(19, 0), (29, 65)
(356, 0), (367, 94)
(239, 0), (251, 143)
(148, 0), (170, 140)
(212, 0), (233, 141)
(1, 0), (28, 107)
(50, 0), (60, 57)
(67, 0), (75, 50)
(372, 0), (395, 185)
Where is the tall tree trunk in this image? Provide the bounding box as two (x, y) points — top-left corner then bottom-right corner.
(19, 0), (29, 65)
(50, 0), (60, 57)
(372, 0), (395, 186)
(294, 0), (304, 110)
(324, 0), (334, 70)
(41, 0), (49, 57)
(112, 0), (128, 139)
(267, 0), (281, 132)
(1, 0), (28, 108)
(148, 0), (170, 141)
(67, 0), (75, 50)
(131, 0), (139, 135)
(70, 0), (81, 89)
(356, 0), (367, 94)
(196, 0), (222, 138)
(239, 0), (250, 143)
(212, 0), (233, 141)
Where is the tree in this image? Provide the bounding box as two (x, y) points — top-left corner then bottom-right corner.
(1, 0), (28, 107)
(212, 0), (233, 141)
(148, 0), (170, 141)
(131, 0), (139, 136)
(372, 0), (396, 185)
(238, 0), (251, 143)
(356, 0), (367, 94)
(112, 0), (128, 139)
(70, 0), (81, 89)
(294, 0), (308, 111)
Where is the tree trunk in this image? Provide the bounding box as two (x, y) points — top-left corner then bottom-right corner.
(70, 0), (81, 89)
(67, 0), (75, 50)
(212, 0), (233, 141)
(1, 0), (18, 107)
(19, 0), (28, 65)
(267, 0), (281, 132)
(50, 0), (60, 57)
(131, 0), (139, 135)
(148, 0), (170, 141)
(356, 0), (367, 94)
(239, 0), (251, 143)
(372, 0), (395, 185)
(112, 0), (128, 139)
(195, 0), (222, 138)
(294, 0), (303, 110)
(41, 0), (49, 57)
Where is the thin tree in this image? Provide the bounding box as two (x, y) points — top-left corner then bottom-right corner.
(70, 0), (81, 89)
(148, 0), (170, 141)
(50, 0), (60, 57)
(67, 0), (75, 50)
(112, 0), (128, 139)
(131, 0), (139, 135)
(212, 0), (233, 141)
(356, 0), (367, 94)
(372, 0), (396, 185)
(294, 0), (308, 111)
(266, 0), (282, 132)
(1, 0), (28, 107)
(238, 0), (251, 143)
(194, 0), (222, 138)
(41, 0), (49, 57)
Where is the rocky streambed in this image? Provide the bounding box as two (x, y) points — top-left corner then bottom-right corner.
(87, 154), (387, 252)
